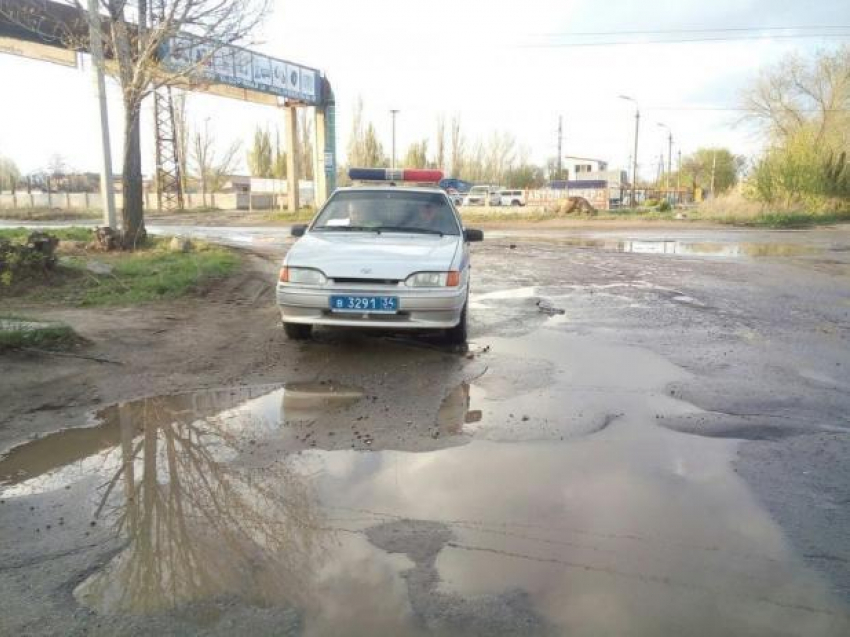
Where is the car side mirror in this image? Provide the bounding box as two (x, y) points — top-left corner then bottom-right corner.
(291, 224), (307, 237)
(464, 228), (484, 242)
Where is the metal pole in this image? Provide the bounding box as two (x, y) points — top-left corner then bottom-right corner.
(632, 109), (639, 207)
(390, 109), (399, 169)
(202, 117), (210, 207)
(677, 149), (681, 204)
(86, 0), (117, 229)
(710, 150), (717, 198)
(667, 132), (672, 198)
(557, 115), (563, 179)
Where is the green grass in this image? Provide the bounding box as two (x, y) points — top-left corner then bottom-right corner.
(458, 207), (850, 228)
(707, 209), (850, 228)
(596, 208), (678, 221)
(0, 227), (94, 243)
(148, 206), (222, 215)
(0, 315), (80, 351)
(2, 236), (240, 307)
(459, 211), (562, 223)
(0, 208), (101, 221)
(263, 208), (317, 223)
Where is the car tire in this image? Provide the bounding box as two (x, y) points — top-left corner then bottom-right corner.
(444, 302), (468, 345)
(283, 322), (312, 340)
(511, 200), (520, 207)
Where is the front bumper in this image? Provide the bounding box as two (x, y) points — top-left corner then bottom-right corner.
(277, 284), (467, 329)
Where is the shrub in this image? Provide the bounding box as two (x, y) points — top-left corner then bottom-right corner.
(0, 232), (59, 287)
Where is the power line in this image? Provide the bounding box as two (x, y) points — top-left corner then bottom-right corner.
(643, 106), (850, 112)
(534, 25), (850, 37)
(521, 33), (850, 47)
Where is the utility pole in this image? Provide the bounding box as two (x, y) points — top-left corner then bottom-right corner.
(557, 115), (563, 179)
(86, 0), (117, 229)
(657, 122), (672, 201)
(657, 153), (663, 190)
(676, 149), (681, 204)
(390, 109), (399, 169)
(710, 150), (717, 198)
(619, 96), (640, 208)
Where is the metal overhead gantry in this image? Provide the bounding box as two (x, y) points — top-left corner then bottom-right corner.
(0, 0), (337, 219)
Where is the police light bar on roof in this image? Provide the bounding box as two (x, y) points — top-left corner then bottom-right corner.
(348, 168), (444, 183)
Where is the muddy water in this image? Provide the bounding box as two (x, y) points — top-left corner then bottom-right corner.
(1, 325), (848, 635)
(529, 237), (823, 258)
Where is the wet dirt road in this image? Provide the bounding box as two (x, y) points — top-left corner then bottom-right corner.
(2, 225), (850, 636)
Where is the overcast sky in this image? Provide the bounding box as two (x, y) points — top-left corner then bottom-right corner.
(0, 0), (847, 179)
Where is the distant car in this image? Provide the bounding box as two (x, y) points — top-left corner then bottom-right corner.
(463, 185), (501, 206)
(439, 178), (474, 194)
(277, 168), (484, 345)
(499, 190), (526, 206)
(445, 188), (465, 207)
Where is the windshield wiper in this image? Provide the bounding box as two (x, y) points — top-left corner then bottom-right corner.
(314, 225), (378, 232)
(372, 226), (445, 236)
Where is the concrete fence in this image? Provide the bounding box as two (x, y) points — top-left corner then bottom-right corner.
(0, 188), (314, 212)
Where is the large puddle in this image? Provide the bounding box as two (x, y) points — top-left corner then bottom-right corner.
(1, 327), (848, 635)
(547, 237), (822, 258)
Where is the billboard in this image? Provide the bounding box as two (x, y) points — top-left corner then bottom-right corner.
(159, 36), (321, 105)
(0, 36), (77, 68)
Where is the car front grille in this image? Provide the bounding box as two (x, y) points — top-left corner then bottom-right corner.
(331, 277), (400, 286)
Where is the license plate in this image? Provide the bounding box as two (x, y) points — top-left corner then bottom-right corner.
(329, 295), (399, 313)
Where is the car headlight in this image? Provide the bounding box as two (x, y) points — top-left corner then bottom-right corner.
(279, 267), (327, 285)
(405, 271), (461, 287)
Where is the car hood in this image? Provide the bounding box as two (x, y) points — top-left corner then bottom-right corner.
(286, 232), (461, 279)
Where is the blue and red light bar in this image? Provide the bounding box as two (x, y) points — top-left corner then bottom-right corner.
(349, 167), (443, 183)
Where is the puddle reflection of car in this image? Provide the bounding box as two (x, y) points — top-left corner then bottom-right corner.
(277, 168), (483, 344)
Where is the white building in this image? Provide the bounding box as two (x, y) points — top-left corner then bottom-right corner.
(563, 156), (608, 177)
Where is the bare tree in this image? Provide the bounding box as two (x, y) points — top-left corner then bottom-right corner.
(346, 97), (385, 168)
(449, 115), (464, 178)
(483, 131), (516, 184)
(0, 155), (20, 192)
(272, 128), (286, 179)
(298, 108), (313, 180)
(434, 115), (446, 170)
(191, 122), (240, 207)
(741, 46), (850, 146)
(47, 153), (69, 191)
(402, 139), (428, 168)
(742, 47), (850, 205)
(172, 89), (190, 196)
(0, 0), (268, 247)
(246, 125), (273, 178)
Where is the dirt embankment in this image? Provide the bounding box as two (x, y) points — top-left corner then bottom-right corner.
(0, 253), (288, 453)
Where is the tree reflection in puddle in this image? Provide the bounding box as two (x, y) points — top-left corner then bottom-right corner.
(62, 390), (328, 615)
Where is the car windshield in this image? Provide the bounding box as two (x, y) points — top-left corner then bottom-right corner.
(312, 190), (460, 235)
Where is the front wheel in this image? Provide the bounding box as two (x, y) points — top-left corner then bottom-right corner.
(444, 303), (468, 345)
(283, 322), (312, 340)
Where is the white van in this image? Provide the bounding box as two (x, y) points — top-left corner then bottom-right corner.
(463, 185), (501, 206)
(499, 190), (526, 206)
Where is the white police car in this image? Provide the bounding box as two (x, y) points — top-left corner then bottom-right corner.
(277, 168), (483, 344)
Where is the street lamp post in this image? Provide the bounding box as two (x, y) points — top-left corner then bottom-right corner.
(657, 122), (673, 201)
(86, 0), (117, 229)
(201, 116), (210, 207)
(619, 95), (639, 208)
(390, 109), (400, 170)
